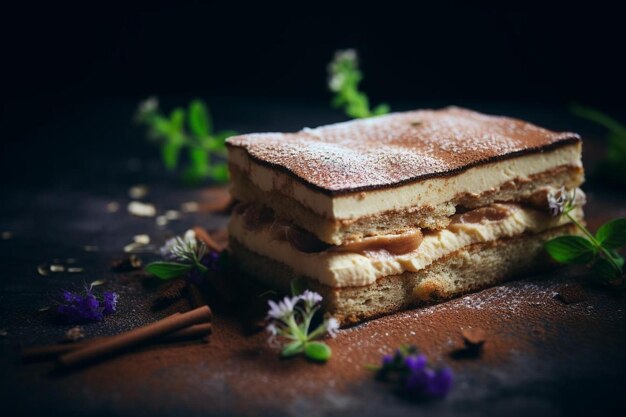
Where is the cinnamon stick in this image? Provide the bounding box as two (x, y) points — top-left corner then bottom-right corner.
(58, 306), (212, 369)
(192, 226), (225, 252)
(22, 323), (212, 363)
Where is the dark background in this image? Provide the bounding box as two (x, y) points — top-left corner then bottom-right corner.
(1, 2), (625, 184)
(3, 3), (626, 125)
(2, 4), (626, 417)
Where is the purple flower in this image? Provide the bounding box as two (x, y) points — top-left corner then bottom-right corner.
(102, 291), (118, 314)
(375, 346), (454, 399)
(382, 354), (394, 367)
(425, 368), (454, 397)
(61, 290), (81, 304)
(56, 287), (118, 324)
(405, 367), (435, 392)
(405, 363), (453, 398)
(405, 353), (427, 373)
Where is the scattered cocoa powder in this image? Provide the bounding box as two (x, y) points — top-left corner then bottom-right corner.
(30, 274), (626, 415)
(151, 279), (187, 310)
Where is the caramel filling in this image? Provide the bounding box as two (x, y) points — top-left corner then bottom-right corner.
(451, 204), (512, 225)
(334, 231), (423, 255)
(229, 202), (584, 288)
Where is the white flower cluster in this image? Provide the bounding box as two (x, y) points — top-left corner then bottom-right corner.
(547, 187), (581, 217)
(327, 49), (358, 92)
(160, 229), (208, 263)
(136, 96), (159, 120)
(266, 290), (340, 346)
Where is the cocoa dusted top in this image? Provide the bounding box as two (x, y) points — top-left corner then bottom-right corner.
(226, 107), (581, 195)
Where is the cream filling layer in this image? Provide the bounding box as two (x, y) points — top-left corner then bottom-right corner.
(228, 143), (583, 220)
(229, 204), (582, 288)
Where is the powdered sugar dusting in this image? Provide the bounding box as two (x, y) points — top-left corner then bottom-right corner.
(227, 107), (580, 194)
(341, 279), (565, 336)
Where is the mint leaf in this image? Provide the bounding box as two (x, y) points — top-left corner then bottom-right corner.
(145, 262), (193, 280)
(304, 341), (332, 362)
(151, 115), (173, 136)
(592, 258), (620, 281)
(169, 108), (185, 131)
(161, 142), (182, 171)
(137, 98), (234, 185)
(188, 100), (211, 137)
(188, 146), (209, 174)
(545, 236), (597, 264)
(595, 218), (626, 250)
(281, 341), (305, 357)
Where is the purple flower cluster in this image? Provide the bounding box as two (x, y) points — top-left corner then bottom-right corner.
(377, 345), (453, 399)
(56, 287), (118, 324)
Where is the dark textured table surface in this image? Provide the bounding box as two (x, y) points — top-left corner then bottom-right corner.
(1, 100), (625, 417)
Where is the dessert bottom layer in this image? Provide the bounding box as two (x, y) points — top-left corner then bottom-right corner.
(230, 223), (578, 326)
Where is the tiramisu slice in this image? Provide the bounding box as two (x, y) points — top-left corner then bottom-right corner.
(227, 107), (584, 325)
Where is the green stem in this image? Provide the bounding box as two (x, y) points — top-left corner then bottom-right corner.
(286, 315), (307, 343)
(566, 212), (622, 273)
(302, 305), (320, 338)
(307, 322), (328, 341)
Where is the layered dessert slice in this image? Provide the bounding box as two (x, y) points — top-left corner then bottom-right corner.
(226, 107), (584, 325)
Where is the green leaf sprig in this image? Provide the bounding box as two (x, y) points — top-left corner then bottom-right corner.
(544, 187), (626, 284)
(327, 49), (390, 119)
(570, 104), (626, 186)
(145, 230), (211, 280)
(135, 97), (236, 184)
(266, 284), (339, 362)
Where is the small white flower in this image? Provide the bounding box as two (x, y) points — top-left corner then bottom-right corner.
(327, 49), (358, 92)
(547, 187), (577, 217)
(159, 229), (207, 262)
(335, 49), (357, 64)
(299, 290), (323, 308)
(183, 229), (196, 243)
(137, 96), (159, 116)
(266, 322), (282, 347)
(160, 236), (179, 259)
(267, 296), (298, 320)
(266, 322), (278, 336)
(325, 317), (340, 338)
(328, 73), (345, 92)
